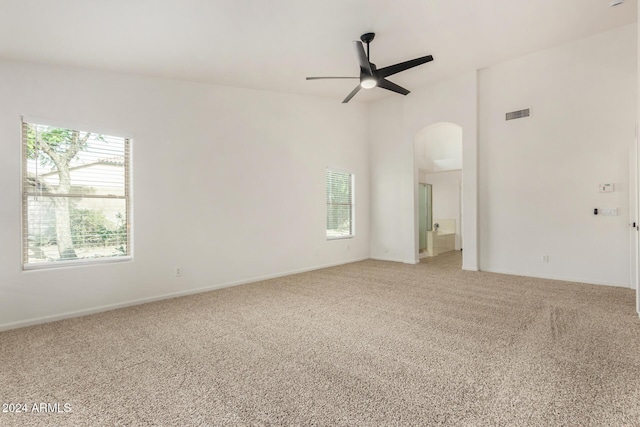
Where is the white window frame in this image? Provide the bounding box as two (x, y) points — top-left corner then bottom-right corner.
(326, 168), (355, 240)
(21, 118), (133, 270)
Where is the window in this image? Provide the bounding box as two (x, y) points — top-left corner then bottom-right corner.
(21, 119), (132, 269)
(326, 168), (354, 239)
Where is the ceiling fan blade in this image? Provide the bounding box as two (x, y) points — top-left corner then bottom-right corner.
(378, 55), (434, 78)
(342, 84), (362, 103)
(353, 41), (373, 76)
(306, 77), (359, 80)
(378, 78), (410, 96)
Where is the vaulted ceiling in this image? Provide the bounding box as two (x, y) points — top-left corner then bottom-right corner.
(0, 0), (636, 102)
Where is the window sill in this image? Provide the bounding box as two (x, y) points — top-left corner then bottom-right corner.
(327, 235), (354, 241)
(23, 256), (132, 271)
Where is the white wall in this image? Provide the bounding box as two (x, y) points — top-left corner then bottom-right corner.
(369, 72), (478, 269)
(415, 123), (463, 173)
(369, 96), (407, 263)
(637, 7), (640, 314)
(479, 24), (637, 287)
(0, 61), (370, 330)
(421, 170), (463, 250)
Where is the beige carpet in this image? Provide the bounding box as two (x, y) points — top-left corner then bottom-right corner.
(1, 251), (639, 426)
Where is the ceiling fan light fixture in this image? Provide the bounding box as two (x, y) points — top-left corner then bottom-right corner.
(360, 78), (377, 89)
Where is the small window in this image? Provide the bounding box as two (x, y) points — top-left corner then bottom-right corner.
(21, 119), (132, 269)
(326, 168), (354, 239)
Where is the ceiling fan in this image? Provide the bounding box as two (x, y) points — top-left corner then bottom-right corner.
(306, 33), (434, 103)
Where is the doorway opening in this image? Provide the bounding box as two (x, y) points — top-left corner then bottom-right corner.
(414, 122), (463, 261)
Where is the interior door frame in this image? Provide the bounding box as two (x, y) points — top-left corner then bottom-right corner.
(635, 125), (640, 315)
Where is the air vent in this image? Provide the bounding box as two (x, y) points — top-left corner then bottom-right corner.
(506, 108), (530, 121)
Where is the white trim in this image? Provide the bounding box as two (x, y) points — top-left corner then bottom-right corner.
(21, 118), (134, 270)
(326, 168), (355, 239)
(370, 256), (404, 262)
(23, 256), (132, 271)
(482, 267), (629, 289)
(20, 120), (27, 266)
(369, 256), (420, 264)
(0, 257), (369, 332)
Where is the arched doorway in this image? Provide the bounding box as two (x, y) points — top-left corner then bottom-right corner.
(413, 122), (463, 263)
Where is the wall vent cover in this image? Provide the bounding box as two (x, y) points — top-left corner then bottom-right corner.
(506, 108), (530, 121)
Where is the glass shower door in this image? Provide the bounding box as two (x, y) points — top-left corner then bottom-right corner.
(419, 183), (432, 251)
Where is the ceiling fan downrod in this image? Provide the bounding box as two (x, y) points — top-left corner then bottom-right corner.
(360, 32), (375, 61)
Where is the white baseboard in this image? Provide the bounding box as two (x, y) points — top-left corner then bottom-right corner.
(482, 267), (628, 289)
(370, 256), (411, 264)
(0, 257), (369, 332)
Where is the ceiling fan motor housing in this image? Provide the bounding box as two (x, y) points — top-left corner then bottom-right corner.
(360, 33), (375, 44)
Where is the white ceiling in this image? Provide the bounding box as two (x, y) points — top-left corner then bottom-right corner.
(0, 0), (636, 103)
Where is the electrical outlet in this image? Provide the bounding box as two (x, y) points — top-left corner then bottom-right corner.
(598, 183), (614, 193)
(175, 267), (183, 277)
(541, 255), (549, 263)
